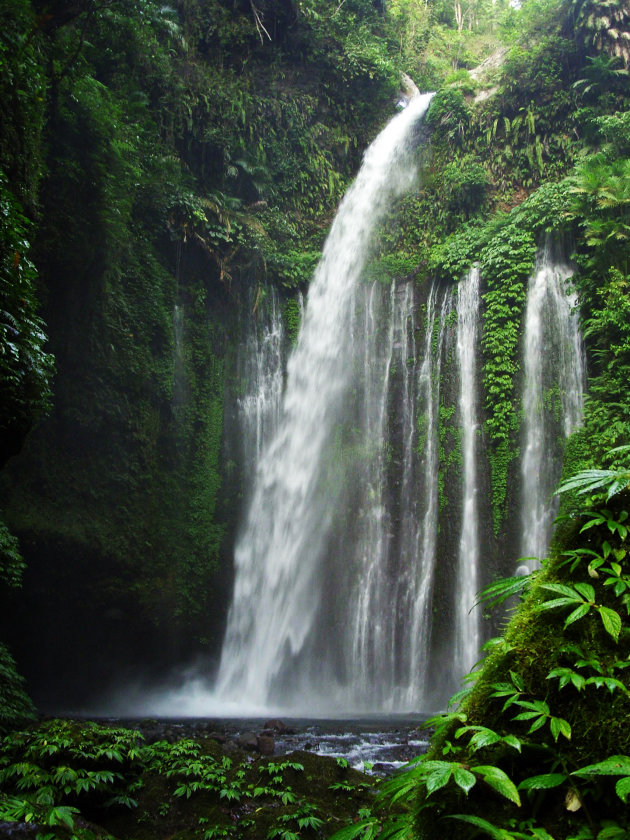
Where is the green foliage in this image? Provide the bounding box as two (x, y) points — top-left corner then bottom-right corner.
(440, 156), (490, 220)
(569, 0), (630, 68)
(0, 518), (25, 589)
(566, 108), (630, 464)
(0, 719), (145, 831)
(0, 0), (47, 208)
(426, 88), (470, 145)
(0, 174), (54, 463)
(480, 224), (535, 529)
(0, 722), (374, 840)
(0, 643), (35, 734)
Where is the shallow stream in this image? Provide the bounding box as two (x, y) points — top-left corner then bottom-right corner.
(108, 717), (431, 775)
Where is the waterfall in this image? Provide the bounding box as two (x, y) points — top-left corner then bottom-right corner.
(172, 304), (186, 409)
(236, 288), (286, 475)
(453, 266), (481, 676)
(520, 242), (585, 567)
(340, 280), (453, 710)
(345, 281), (398, 705)
(216, 94), (435, 709)
(397, 283), (453, 708)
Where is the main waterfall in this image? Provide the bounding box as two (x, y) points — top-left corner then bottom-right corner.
(216, 94), (435, 711)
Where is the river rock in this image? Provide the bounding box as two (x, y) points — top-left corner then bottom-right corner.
(264, 719), (292, 734)
(237, 731), (259, 750)
(257, 734), (275, 755)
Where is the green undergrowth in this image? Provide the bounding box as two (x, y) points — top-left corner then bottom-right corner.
(331, 456), (630, 840)
(0, 720), (378, 840)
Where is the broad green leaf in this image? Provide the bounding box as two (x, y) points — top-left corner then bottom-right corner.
(537, 597), (582, 611)
(468, 729), (502, 751)
(473, 765), (521, 805)
(597, 825), (628, 840)
(529, 829), (555, 840)
(425, 766), (453, 796)
(573, 582), (595, 601)
(616, 776), (630, 802)
(540, 583), (582, 598)
(503, 735), (522, 752)
(564, 604), (591, 627)
(453, 767), (476, 794)
(599, 606), (621, 642)
(518, 773), (567, 790)
(516, 699), (549, 714)
(550, 717), (571, 741)
(447, 814), (513, 839)
(573, 756), (630, 777)
(571, 673), (587, 691)
(528, 716), (547, 734)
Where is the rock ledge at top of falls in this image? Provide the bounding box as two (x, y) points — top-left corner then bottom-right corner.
(401, 72), (420, 100)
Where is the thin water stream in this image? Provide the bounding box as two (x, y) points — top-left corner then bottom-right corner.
(520, 242), (585, 567)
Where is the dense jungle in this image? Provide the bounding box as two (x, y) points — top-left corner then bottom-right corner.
(1, 0), (630, 837)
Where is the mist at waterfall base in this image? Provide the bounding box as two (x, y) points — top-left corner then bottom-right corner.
(103, 101), (585, 720)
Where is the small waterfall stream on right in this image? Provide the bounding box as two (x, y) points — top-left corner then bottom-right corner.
(453, 265), (482, 678)
(519, 241), (586, 569)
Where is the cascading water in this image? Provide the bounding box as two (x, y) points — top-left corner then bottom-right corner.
(395, 283), (453, 709)
(340, 280), (454, 710)
(453, 266), (481, 677)
(236, 288), (286, 474)
(345, 282), (398, 704)
(172, 304), (186, 410)
(122, 245), (587, 718)
(520, 241), (585, 567)
(216, 94), (434, 711)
